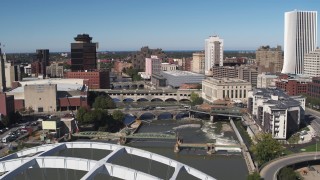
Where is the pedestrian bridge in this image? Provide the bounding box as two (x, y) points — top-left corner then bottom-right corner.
(0, 142), (216, 180)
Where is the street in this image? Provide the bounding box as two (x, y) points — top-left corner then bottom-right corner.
(305, 108), (320, 137)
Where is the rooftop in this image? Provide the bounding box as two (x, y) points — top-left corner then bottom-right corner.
(161, 70), (204, 77)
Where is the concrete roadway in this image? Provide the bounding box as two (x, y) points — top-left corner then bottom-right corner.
(305, 108), (320, 136)
(260, 152), (320, 180)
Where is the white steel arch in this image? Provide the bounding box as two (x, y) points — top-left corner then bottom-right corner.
(0, 142), (216, 180)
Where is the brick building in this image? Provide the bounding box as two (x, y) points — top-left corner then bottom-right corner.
(275, 76), (309, 96)
(65, 71), (110, 89)
(0, 93), (15, 116)
(307, 77), (320, 98)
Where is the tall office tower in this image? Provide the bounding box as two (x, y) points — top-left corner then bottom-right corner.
(36, 49), (49, 77)
(256, 45), (283, 73)
(0, 45), (6, 92)
(205, 35), (223, 75)
(304, 48), (320, 77)
(282, 10), (317, 74)
(71, 34), (97, 71)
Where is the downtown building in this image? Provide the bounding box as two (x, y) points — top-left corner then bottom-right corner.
(248, 88), (305, 140)
(282, 10), (317, 74)
(31, 49), (49, 78)
(202, 77), (252, 103)
(71, 34), (97, 71)
(304, 48), (320, 77)
(130, 46), (166, 71)
(191, 52), (205, 74)
(256, 45), (283, 73)
(205, 35), (223, 75)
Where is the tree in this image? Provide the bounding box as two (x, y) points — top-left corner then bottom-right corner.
(82, 112), (95, 124)
(278, 167), (299, 180)
(93, 96), (109, 109)
(247, 172), (261, 180)
(93, 95), (116, 109)
(112, 110), (125, 122)
(190, 92), (203, 106)
(76, 107), (88, 122)
(251, 133), (283, 165)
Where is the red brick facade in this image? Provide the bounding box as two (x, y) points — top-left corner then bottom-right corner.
(307, 77), (320, 98)
(0, 93), (15, 116)
(276, 80), (308, 96)
(14, 99), (24, 111)
(65, 71), (110, 89)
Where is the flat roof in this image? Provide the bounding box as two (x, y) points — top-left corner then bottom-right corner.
(161, 70), (204, 77)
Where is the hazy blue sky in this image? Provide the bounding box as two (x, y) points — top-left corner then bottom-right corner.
(1, 0), (319, 52)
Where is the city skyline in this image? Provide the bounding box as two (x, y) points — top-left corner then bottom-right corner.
(1, 0), (320, 53)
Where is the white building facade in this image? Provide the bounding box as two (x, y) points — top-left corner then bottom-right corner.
(282, 10), (317, 74)
(304, 48), (320, 77)
(202, 78), (252, 103)
(161, 63), (178, 71)
(257, 73), (278, 88)
(248, 88), (305, 140)
(205, 36), (224, 75)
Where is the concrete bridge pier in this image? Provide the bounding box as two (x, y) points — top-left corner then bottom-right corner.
(206, 144), (215, 155)
(174, 137), (183, 153)
(210, 115), (215, 122)
(118, 137), (127, 145)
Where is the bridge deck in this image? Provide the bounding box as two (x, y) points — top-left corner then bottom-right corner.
(73, 132), (176, 139)
(178, 143), (241, 148)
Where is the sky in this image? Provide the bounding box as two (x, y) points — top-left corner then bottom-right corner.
(1, 0), (320, 53)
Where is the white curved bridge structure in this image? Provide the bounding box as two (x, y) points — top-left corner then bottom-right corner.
(0, 142), (216, 180)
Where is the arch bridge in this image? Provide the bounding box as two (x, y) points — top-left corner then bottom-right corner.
(111, 81), (145, 89)
(0, 142), (216, 180)
(93, 89), (198, 102)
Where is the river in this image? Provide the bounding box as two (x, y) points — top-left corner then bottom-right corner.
(13, 115), (248, 180)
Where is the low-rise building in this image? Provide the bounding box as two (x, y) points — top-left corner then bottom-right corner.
(161, 63), (178, 71)
(202, 77), (252, 103)
(247, 88), (305, 140)
(65, 70), (110, 89)
(7, 78), (88, 112)
(161, 71), (205, 88)
(151, 73), (167, 87)
(46, 63), (64, 78)
(307, 77), (320, 98)
(257, 73), (278, 88)
(275, 75), (311, 96)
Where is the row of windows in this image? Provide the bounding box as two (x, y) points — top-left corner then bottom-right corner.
(222, 90), (246, 99)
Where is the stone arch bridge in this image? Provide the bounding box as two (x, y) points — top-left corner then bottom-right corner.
(93, 89), (199, 102)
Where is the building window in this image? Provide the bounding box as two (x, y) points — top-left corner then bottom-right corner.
(223, 90), (225, 98)
(244, 90), (246, 98)
(235, 90), (238, 98)
(231, 90), (234, 98)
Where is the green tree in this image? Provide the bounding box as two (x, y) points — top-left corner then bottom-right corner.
(76, 107), (88, 122)
(82, 112), (95, 124)
(190, 92), (203, 106)
(93, 96), (109, 109)
(278, 167), (299, 180)
(93, 95), (116, 109)
(112, 110), (125, 122)
(247, 172), (261, 180)
(251, 133), (283, 165)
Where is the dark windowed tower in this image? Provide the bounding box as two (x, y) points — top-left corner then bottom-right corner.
(31, 49), (49, 78)
(71, 34), (97, 71)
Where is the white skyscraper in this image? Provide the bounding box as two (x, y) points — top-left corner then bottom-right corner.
(282, 10), (317, 74)
(205, 35), (223, 75)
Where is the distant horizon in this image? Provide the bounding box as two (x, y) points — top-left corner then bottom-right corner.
(1, 0), (319, 53)
(4, 49), (256, 54)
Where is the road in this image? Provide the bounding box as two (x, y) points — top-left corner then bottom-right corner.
(260, 152), (320, 180)
(305, 108), (320, 136)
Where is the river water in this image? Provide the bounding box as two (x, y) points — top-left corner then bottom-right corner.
(13, 115), (248, 180)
